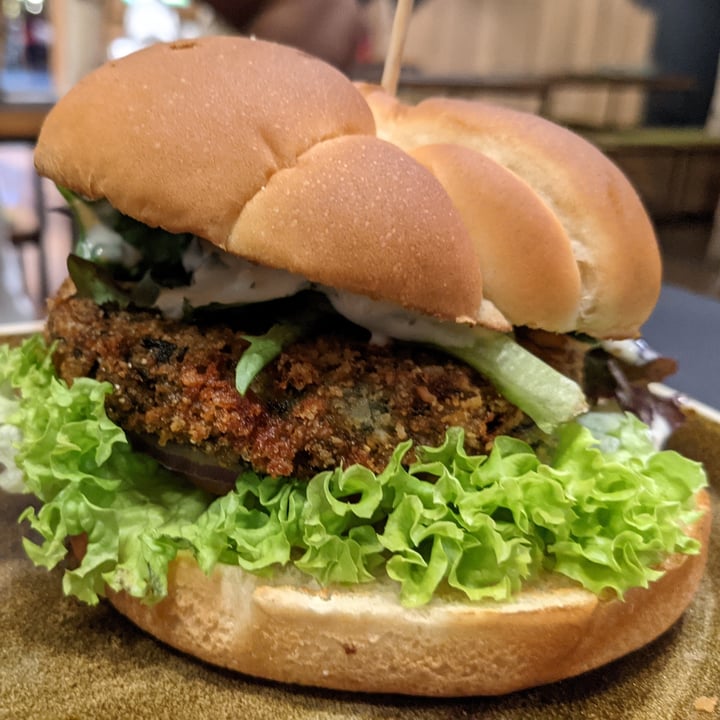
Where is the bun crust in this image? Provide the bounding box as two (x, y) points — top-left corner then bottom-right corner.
(228, 135), (485, 321)
(34, 38), (661, 334)
(409, 143), (582, 331)
(33, 37), (483, 323)
(357, 85), (662, 338)
(107, 490), (710, 697)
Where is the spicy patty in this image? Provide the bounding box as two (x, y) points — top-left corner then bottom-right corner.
(46, 285), (527, 485)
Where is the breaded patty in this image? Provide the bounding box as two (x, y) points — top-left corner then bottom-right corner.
(46, 288), (527, 485)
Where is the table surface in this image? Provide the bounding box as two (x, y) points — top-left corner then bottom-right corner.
(642, 284), (720, 409)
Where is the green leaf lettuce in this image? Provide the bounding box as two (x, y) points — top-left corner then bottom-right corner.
(0, 337), (707, 607)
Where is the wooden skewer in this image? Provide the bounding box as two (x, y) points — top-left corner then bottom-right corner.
(381, 0), (415, 96)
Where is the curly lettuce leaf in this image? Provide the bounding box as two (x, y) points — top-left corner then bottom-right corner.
(0, 337), (707, 608)
(442, 330), (588, 433)
(236, 322), (305, 395)
(0, 336), (210, 604)
(235, 301), (335, 394)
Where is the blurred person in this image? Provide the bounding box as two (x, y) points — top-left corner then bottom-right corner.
(204, 0), (365, 71)
(24, 13), (51, 71)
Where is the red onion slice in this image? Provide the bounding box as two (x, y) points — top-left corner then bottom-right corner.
(128, 433), (243, 495)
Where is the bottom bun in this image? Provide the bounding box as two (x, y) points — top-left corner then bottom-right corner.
(108, 491), (710, 697)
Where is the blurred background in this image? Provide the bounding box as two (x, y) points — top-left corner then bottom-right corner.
(1, 0), (719, 327)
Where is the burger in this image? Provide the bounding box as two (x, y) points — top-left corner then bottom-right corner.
(0, 36), (709, 696)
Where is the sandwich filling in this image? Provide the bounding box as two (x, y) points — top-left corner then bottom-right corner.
(46, 284), (526, 485)
(0, 193), (707, 609)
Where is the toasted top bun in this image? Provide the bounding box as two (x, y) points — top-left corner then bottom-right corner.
(357, 85), (662, 338)
(33, 37), (483, 324)
(106, 490), (710, 697)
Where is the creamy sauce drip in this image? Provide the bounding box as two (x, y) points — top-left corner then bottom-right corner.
(152, 239), (478, 344)
(155, 239), (310, 319)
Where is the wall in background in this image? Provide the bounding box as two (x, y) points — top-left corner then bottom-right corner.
(639, 0), (720, 126)
(364, 0), (720, 130)
(365, 0), (657, 128)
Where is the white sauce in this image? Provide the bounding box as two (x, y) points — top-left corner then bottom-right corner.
(80, 227), (467, 341)
(648, 413), (674, 450)
(151, 239), (479, 345)
(155, 240), (309, 319)
(326, 289), (476, 348)
(80, 223), (142, 267)
(600, 338), (659, 365)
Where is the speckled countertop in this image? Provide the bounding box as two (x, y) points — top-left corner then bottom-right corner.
(1, 409), (717, 720)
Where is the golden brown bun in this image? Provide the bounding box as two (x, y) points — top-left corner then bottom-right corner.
(107, 490), (710, 697)
(33, 37), (483, 324)
(228, 134), (487, 323)
(357, 85), (662, 338)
